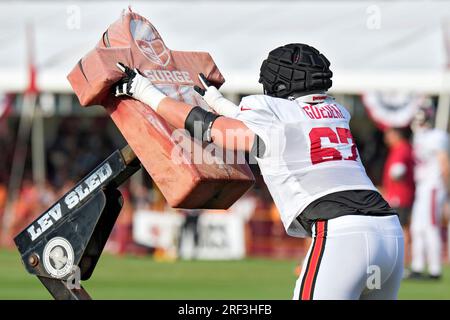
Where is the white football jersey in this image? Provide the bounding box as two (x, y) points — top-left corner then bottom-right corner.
(235, 94), (377, 237)
(413, 128), (449, 187)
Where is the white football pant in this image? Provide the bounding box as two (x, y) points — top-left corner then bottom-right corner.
(293, 215), (404, 300)
(411, 184), (447, 276)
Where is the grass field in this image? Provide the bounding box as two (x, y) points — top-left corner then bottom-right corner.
(1, 249), (449, 300)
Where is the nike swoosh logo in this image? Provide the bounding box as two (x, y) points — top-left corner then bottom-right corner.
(240, 106), (252, 111)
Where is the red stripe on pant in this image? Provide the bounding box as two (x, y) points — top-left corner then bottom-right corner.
(431, 189), (437, 226)
(299, 220), (327, 300)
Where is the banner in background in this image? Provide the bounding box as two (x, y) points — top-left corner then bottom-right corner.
(133, 210), (245, 260)
(362, 92), (425, 130)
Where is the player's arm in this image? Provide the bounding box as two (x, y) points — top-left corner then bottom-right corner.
(156, 96), (255, 151)
(114, 63), (255, 152)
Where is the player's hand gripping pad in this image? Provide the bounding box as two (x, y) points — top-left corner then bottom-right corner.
(67, 10), (254, 208)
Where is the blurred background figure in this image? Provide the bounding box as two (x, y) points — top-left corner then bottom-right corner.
(408, 106), (450, 280)
(177, 209), (202, 260)
(383, 127), (415, 269)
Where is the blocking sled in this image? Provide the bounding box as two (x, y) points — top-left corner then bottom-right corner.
(15, 10), (254, 300)
(67, 10), (255, 208)
(14, 146), (140, 299)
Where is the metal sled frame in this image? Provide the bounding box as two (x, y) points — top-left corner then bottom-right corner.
(14, 145), (140, 300)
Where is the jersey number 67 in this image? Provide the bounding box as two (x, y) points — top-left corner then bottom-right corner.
(309, 127), (358, 165)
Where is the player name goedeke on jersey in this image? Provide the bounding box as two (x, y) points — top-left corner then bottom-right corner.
(302, 103), (345, 120)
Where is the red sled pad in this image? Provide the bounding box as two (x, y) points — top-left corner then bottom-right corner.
(67, 10), (255, 209)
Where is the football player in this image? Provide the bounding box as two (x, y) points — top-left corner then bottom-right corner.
(382, 127), (415, 269)
(114, 43), (403, 299)
(408, 106), (449, 279)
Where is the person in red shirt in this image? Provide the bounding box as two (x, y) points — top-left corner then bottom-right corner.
(383, 127), (415, 264)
